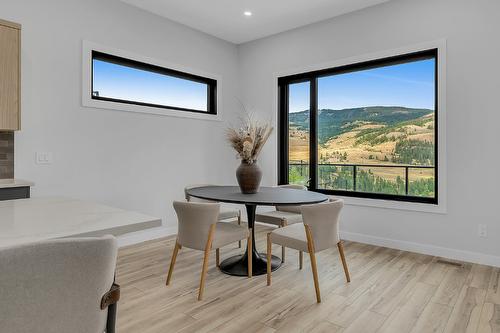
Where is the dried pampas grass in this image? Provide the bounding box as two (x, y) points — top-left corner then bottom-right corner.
(227, 113), (273, 165)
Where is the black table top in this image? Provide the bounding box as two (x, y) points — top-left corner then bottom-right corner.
(186, 186), (329, 206)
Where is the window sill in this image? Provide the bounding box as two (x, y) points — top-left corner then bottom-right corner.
(82, 97), (223, 122)
(331, 194), (447, 214)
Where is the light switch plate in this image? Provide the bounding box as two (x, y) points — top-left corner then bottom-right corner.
(35, 152), (53, 165)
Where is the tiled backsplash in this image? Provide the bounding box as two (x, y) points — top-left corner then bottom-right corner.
(0, 132), (14, 179)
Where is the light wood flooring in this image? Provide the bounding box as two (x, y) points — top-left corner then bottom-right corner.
(116, 223), (500, 333)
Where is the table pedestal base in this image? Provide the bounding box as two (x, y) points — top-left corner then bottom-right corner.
(220, 251), (282, 276)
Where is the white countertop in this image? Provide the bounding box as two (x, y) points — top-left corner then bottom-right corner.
(0, 197), (162, 248)
(0, 179), (34, 189)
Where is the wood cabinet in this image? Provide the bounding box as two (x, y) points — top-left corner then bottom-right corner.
(0, 19), (20, 131)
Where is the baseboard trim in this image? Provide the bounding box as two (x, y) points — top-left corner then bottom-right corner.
(116, 226), (500, 268)
(341, 231), (500, 268)
(117, 226), (177, 248)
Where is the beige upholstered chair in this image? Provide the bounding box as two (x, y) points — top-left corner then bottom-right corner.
(167, 201), (252, 300)
(0, 236), (120, 333)
(185, 184), (243, 248)
(255, 184), (307, 262)
(266, 199), (350, 303)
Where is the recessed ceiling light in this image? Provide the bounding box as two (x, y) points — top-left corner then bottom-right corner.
(243, 11), (252, 17)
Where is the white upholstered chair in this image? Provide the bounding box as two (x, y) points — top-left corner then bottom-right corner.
(167, 201), (252, 300)
(255, 184), (307, 262)
(185, 184), (242, 248)
(0, 236), (120, 333)
(266, 199), (350, 303)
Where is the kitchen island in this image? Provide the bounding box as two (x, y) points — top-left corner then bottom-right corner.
(0, 197), (162, 248)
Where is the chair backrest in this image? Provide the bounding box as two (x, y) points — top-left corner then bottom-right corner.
(184, 184), (215, 203)
(300, 199), (344, 252)
(173, 201), (220, 251)
(276, 184), (308, 213)
(0, 236), (117, 333)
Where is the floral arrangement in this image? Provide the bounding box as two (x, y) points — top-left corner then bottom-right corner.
(226, 114), (273, 165)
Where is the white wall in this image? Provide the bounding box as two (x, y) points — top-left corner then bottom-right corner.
(238, 0), (500, 265)
(1, 0), (241, 233)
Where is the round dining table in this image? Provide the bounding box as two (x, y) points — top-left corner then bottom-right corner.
(186, 185), (329, 276)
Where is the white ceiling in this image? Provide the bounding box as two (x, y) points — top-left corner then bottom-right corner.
(120, 0), (392, 44)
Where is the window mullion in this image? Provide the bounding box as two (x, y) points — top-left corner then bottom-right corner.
(309, 78), (318, 191)
(278, 82), (289, 185)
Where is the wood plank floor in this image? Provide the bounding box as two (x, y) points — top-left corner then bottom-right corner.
(116, 222), (500, 333)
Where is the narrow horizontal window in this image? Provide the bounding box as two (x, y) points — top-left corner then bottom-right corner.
(279, 49), (438, 204)
(91, 51), (217, 115)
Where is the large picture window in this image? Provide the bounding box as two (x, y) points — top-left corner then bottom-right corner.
(278, 49), (438, 204)
(91, 51), (217, 115)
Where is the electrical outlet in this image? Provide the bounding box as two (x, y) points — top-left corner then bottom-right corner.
(35, 152), (53, 165)
(478, 224), (487, 238)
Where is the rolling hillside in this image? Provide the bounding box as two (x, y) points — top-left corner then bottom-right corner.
(289, 106), (434, 144)
(289, 106), (435, 168)
(288, 106), (436, 196)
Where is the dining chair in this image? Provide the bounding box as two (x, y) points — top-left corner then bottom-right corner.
(0, 236), (120, 333)
(255, 184), (307, 262)
(167, 201), (252, 300)
(266, 199), (350, 303)
(185, 184), (243, 248)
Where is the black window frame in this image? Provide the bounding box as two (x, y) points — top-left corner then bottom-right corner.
(278, 48), (438, 204)
(91, 50), (217, 115)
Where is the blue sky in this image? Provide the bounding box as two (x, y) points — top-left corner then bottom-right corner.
(93, 60), (208, 111)
(289, 58), (435, 113)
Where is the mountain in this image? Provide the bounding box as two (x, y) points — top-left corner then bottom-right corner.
(289, 106), (434, 144)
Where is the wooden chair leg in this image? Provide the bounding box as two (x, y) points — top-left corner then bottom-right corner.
(337, 241), (351, 283)
(166, 240), (180, 286)
(299, 251), (303, 270)
(238, 212), (242, 248)
(281, 221), (287, 263)
(247, 229), (252, 278)
(267, 233), (272, 286)
(305, 225), (321, 303)
(216, 248), (220, 268)
(309, 251), (321, 303)
(198, 224), (216, 301)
